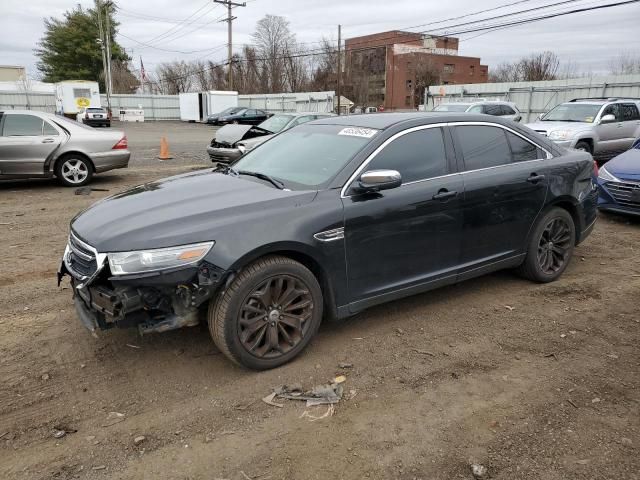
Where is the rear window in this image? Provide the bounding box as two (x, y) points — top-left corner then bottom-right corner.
(87, 108), (105, 112)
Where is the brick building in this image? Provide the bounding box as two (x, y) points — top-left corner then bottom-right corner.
(344, 31), (488, 110)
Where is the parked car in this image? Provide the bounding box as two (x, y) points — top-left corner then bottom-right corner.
(597, 141), (640, 216)
(207, 112), (335, 163)
(59, 112), (597, 369)
(211, 108), (271, 126)
(205, 107), (246, 125)
(76, 107), (111, 127)
(525, 97), (640, 157)
(433, 101), (522, 122)
(0, 110), (129, 186)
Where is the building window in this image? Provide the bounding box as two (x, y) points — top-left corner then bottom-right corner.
(406, 79), (412, 91)
(405, 95), (412, 107)
(443, 64), (455, 73)
(469, 65), (475, 76)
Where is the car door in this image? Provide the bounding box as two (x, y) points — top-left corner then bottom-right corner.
(342, 125), (464, 308)
(620, 103), (640, 148)
(0, 113), (63, 177)
(451, 124), (548, 276)
(595, 103), (625, 152)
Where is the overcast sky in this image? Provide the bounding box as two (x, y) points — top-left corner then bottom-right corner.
(2, 0), (639, 79)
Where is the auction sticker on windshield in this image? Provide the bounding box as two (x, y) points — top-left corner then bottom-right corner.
(338, 127), (378, 138)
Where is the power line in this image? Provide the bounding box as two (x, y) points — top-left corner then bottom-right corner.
(139, 1), (215, 44)
(141, 0), (640, 87)
(214, 0), (247, 90)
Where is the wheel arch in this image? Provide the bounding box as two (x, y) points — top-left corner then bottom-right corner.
(545, 197), (583, 245)
(52, 150), (96, 175)
(227, 242), (339, 321)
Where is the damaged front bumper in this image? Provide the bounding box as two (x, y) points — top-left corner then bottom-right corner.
(58, 235), (227, 336)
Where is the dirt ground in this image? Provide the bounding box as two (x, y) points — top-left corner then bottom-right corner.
(1, 122), (639, 480)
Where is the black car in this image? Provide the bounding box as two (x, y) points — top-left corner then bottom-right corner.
(211, 108), (271, 126)
(205, 107), (246, 125)
(59, 113), (598, 370)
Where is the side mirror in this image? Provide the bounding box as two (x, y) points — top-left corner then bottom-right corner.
(356, 170), (402, 193)
(599, 114), (616, 124)
(537, 113), (544, 121)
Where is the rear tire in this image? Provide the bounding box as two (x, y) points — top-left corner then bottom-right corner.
(517, 207), (575, 283)
(55, 155), (93, 187)
(208, 255), (323, 370)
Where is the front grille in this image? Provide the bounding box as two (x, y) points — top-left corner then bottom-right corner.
(67, 233), (98, 278)
(605, 180), (640, 208)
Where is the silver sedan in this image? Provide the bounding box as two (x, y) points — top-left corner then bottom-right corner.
(0, 110), (130, 186)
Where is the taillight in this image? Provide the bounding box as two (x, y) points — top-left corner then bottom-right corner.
(108, 110), (112, 120)
(112, 135), (128, 150)
(593, 160), (599, 177)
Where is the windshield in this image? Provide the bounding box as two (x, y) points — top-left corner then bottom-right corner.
(257, 114), (294, 133)
(434, 104), (470, 112)
(542, 103), (601, 122)
(231, 124), (376, 189)
(217, 107), (244, 116)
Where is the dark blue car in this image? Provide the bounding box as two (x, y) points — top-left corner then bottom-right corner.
(597, 138), (640, 216)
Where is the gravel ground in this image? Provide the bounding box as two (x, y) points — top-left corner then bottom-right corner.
(0, 122), (639, 480)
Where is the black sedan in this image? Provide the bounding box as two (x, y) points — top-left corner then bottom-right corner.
(59, 113), (598, 370)
(211, 108), (271, 126)
(205, 107), (246, 125)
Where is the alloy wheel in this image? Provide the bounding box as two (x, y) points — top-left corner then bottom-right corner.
(238, 275), (313, 359)
(61, 159), (89, 184)
(537, 217), (572, 275)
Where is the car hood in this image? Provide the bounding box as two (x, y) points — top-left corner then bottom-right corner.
(71, 169), (316, 253)
(524, 121), (591, 133)
(213, 124), (272, 145)
(604, 148), (640, 181)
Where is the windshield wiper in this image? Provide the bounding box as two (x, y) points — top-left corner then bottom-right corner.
(237, 170), (285, 189)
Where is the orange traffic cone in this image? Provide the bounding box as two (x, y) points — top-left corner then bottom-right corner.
(158, 136), (173, 160)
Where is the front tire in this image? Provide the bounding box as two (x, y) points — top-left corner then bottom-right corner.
(574, 140), (592, 154)
(517, 207), (575, 283)
(55, 155), (93, 187)
(209, 255), (323, 370)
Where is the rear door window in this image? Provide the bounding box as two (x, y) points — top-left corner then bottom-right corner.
(367, 127), (448, 183)
(2, 114), (44, 136)
(484, 104), (502, 116)
(501, 105), (516, 115)
(43, 120), (59, 136)
(455, 125), (512, 170)
(621, 103), (640, 121)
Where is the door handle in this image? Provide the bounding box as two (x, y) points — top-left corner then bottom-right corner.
(527, 173), (546, 183)
(432, 189), (457, 201)
(41, 138), (55, 143)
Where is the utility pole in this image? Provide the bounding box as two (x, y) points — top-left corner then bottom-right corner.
(337, 24), (341, 115)
(214, 0), (246, 91)
(104, 1), (114, 113)
(96, 0), (110, 110)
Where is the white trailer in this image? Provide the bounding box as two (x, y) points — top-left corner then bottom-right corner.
(55, 80), (101, 117)
(179, 90), (238, 122)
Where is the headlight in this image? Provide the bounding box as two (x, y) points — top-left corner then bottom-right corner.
(548, 130), (573, 141)
(237, 144), (246, 154)
(108, 241), (214, 275)
(598, 165), (619, 182)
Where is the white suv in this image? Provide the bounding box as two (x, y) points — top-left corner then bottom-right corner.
(525, 98), (640, 156)
(433, 101), (522, 122)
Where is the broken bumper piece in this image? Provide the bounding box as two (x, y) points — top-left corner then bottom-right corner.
(59, 254), (227, 335)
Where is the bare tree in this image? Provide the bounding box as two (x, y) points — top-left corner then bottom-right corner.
(309, 37), (337, 92)
(609, 52), (640, 75)
(111, 60), (139, 93)
(488, 51), (560, 82)
(413, 57), (440, 107)
(156, 61), (193, 94)
(252, 15), (295, 93)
